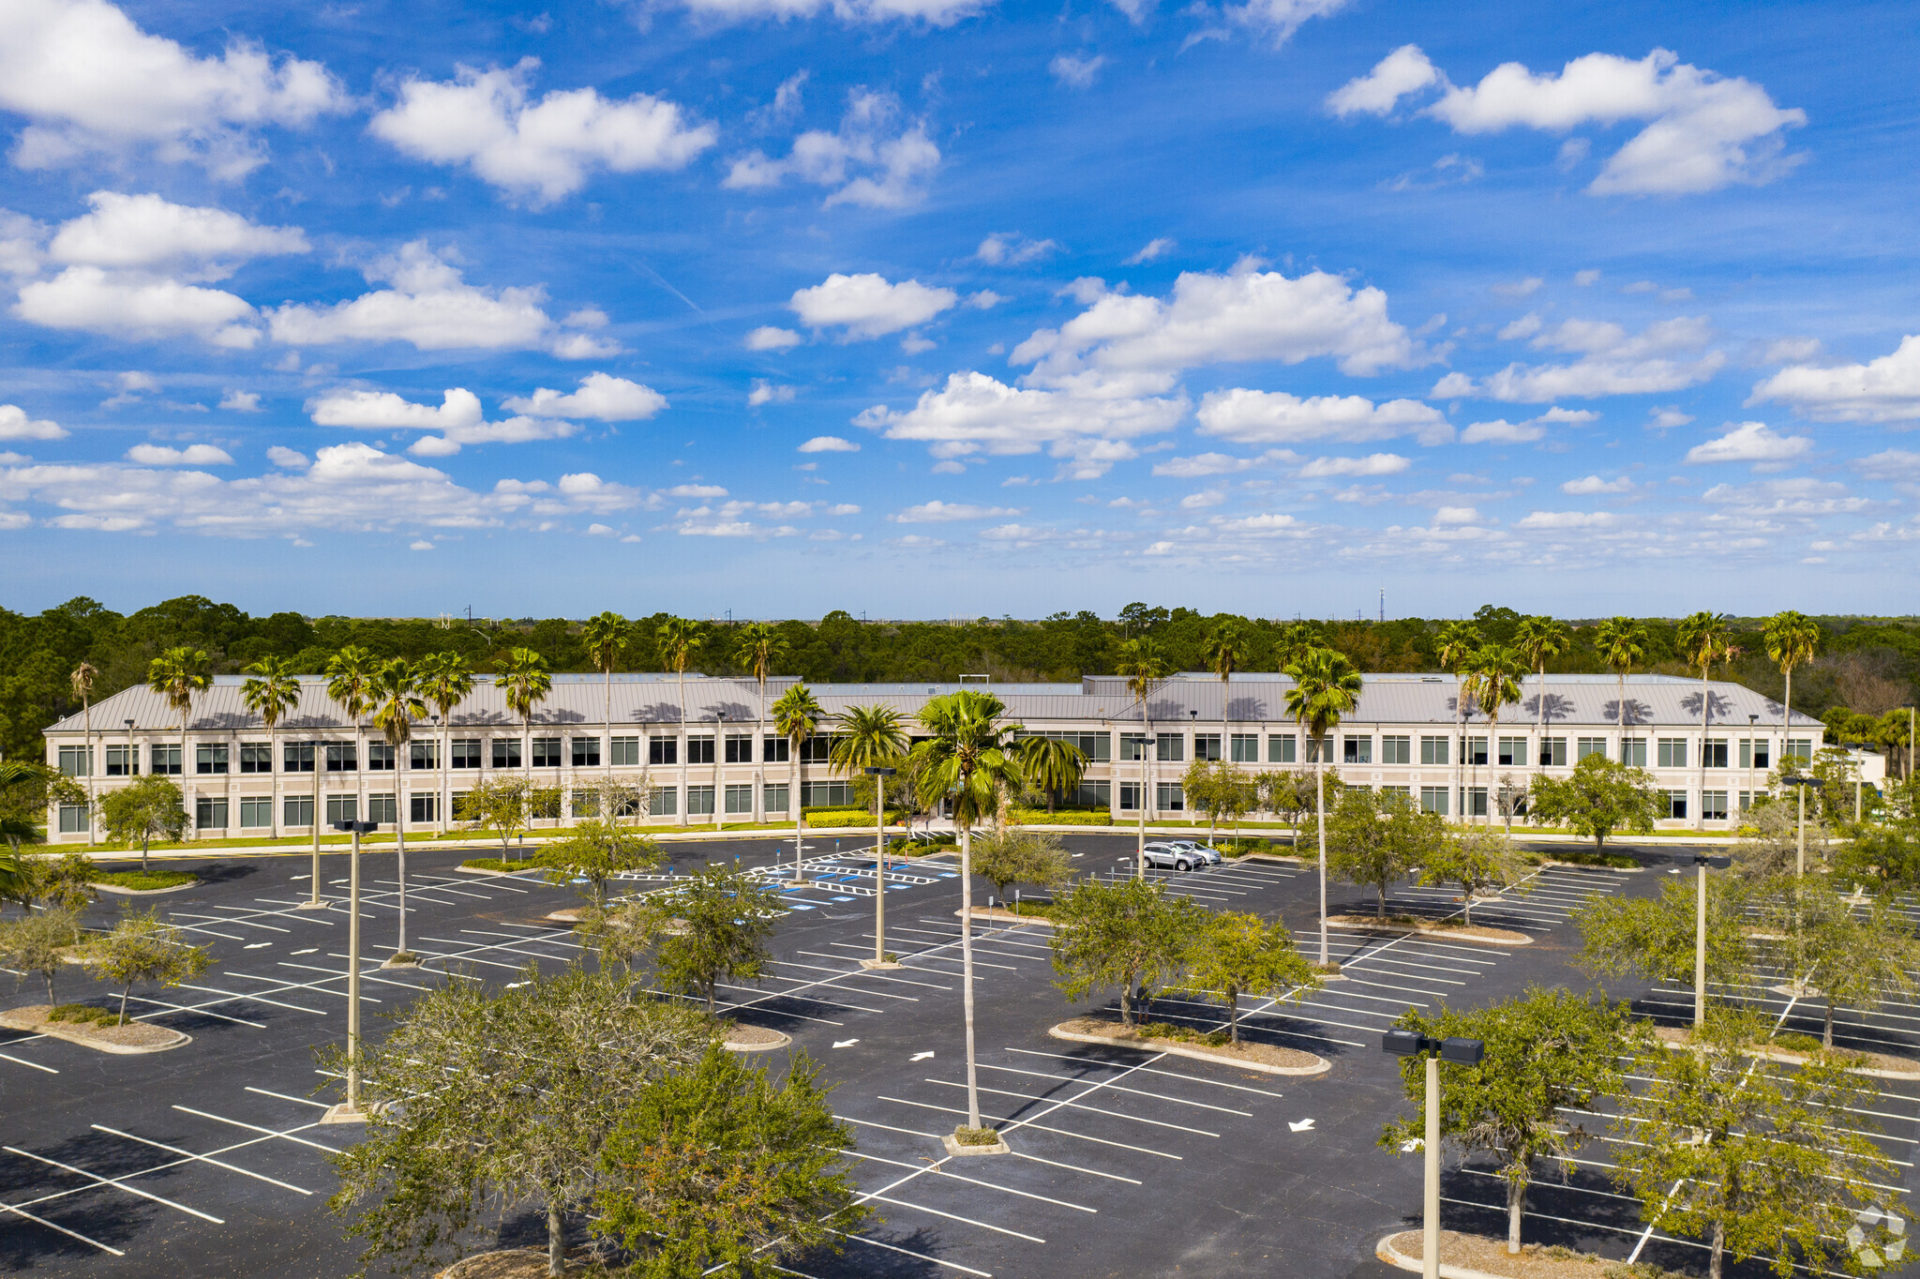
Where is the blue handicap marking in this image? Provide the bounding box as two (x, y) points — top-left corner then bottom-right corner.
(887, 884), (910, 891)
(832, 895), (855, 902)
(787, 902), (815, 911)
(938, 873), (958, 879)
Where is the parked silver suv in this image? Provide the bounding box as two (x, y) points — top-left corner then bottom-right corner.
(1141, 841), (1214, 871)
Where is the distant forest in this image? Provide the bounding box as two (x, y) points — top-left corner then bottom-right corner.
(4, 596), (1917, 762)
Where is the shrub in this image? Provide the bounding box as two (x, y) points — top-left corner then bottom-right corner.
(1007, 807), (1110, 826)
(47, 1003), (120, 1027)
(952, 1126), (1001, 1146)
(802, 809), (904, 829)
(460, 857), (517, 872)
(90, 869), (197, 891)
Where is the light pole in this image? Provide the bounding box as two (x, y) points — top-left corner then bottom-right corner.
(300, 738), (328, 908)
(864, 766), (898, 969)
(714, 710), (726, 831)
(324, 818), (379, 1124)
(1845, 741), (1867, 822)
(1686, 852), (1732, 1026)
(1746, 713), (1759, 817)
(1783, 773), (1817, 874)
(1383, 1030), (1486, 1279)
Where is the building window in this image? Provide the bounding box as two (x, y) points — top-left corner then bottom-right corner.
(451, 738), (482, 769)
(1156, 782), (1185, 811)
(411, 741), (438, 770)
(1073, 780), (1112, 808)
(409, 794), (438, 824)
(686, 736), (715, 766)
(1738, 739), (1771, 769)
(1701, 790), (1729, 821)
(196, 743), (229, 775)
(532, 738), (562, 768)
(530, 789), (561, 819)
(725, 734), (753, 764)
(1420, 736), (1449, 766)
(326, 795), (359, 825)
(649, 738), (677, 766)
(1193, 733), (1222, 762)
(570, 737), (601, 768)
(802, 781), (854, 808)
(1620, 738), (1647, 767)
(195, 796), (228, 831)
(1306, 735), (1334, 762)
(799, 735), (831, 764)
(492, 739), (522, 769)
(1459, 787), (1488, 817)
(1657, 738), (1687, 769)
(1538, 738), (1567, 767)
(368, 743), (395, 771)
(150, 744), (182, 775)
(1121, 733), (1149, 762)
(1155, 734), (1184, 763)
(1462, 736), (1488, 766)
(1667, 791), (1688, 820)
(367, 793), (397, 824)
(326, 743), (358, 772)
(687, 785), (716, 816)
(724, 783), (755, 815)
(58, 745), (91, 777)
(106, 744), (137, 776)
(761, 736), (789, 764)
(1380, 785), (1411, 802)
(1344, 736), (1372, 765)
(284, 742), (315, 773)
(240, 796), (272, 828)
(1419, 786), (1449, 816)
(610, 736), (640, 766)
(650, 786), (678, 817)
(284, 795), (314, 828)
(1497, 737), (1526, 767)
(58, 803), (89, 833)
(1230, 733), (1260, 763)
(1381, 735), (1411, 765)
(1702, 739), (1728, 769)
(1576, 737), (1607, 762)
(1118, 782), (1141, 812)
(763, 783), (790, 814)
(1784, 738), (1813, 764)
(240, 743), (273, 774)
(571, 792), (600, 819)
(1738, 789), (1756, 813)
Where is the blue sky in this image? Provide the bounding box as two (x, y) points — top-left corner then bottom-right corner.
(2, 0), (1916, 620)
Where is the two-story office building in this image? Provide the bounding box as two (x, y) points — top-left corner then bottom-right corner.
(42, 670), (1824, 842)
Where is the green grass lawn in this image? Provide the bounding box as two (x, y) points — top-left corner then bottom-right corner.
(90, 868), (199, 890)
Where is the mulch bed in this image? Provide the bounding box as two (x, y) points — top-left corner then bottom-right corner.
(0, 1004), (188, 1053)
(1053, 1015), (1326, 1074)
(1380, 1228), (1619, 1279)
(963, 906), (1055, 926)
(1652, 1024), (1920, 1077)
(1326, 914), (1532, 945)
(721, 1022), (791, 1051)
(437, 1248), (599, 1278)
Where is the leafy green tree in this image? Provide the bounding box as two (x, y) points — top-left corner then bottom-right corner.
(1735, 792), (1831, 878)
(1017, 734), (1087, 813)
(0, 761), (83, 857)
(1758, 877), (1920, 1048)
(242, 656), (301, 838)
(1525, 754), (1661, 850)
(1049, 876), (1205, 1028)
(1259, 767), (1340, 839)
(455, 776), (560, 861)
(533, 818), (662, 908)
(971, 828), (1071, 910)
(327, 964), (710, 1278)
(1325, 785), (1442, 918)
(1286, 645), (1363, 963)
(1835, 817), (1920, 892)
(1573, 875), (1751, 994)
(594, 1044), (868, 1278)
(1610, 1009), (1899, 1279)
(97, 775), (187, 871)
(1178, 910), (1317, 1044)
(1419, 827), (1526, 926)
(21, 849), (98, 913)
(1594, 616), (1649, 733)
(645, 863), (782, 1016)
(0, 907), (82, 1002)
(80, 906), (212, 1025)
(1381, 988), (1648, 1254)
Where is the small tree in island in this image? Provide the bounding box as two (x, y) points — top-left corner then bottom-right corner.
(1525, 754), (1661, 853)
(1177, 910), (1319, 1044)
(1049, 877), (1205, 1028)
(971, 827), (1071, 914)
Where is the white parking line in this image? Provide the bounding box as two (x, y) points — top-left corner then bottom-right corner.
(90, 1125), (313, 1195)
(3, 1145), (224, 1223)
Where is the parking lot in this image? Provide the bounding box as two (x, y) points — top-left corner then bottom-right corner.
(1, 836), (1914, 1278)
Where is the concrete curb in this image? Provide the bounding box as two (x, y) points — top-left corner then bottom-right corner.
(1375, 1232), (1510, 1279)
(1326, 917), (1532, 947)
(961, 906), (1055, 927)
(0, 1008), (191, 1055)
(1048, 1022), (1331, 1077)
(942, 1133), (1011, 1157)
(724, 1028), (792, 1053)
(91, 880), (198, 896)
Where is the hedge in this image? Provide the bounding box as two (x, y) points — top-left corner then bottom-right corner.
(1007, 808), (1112, 826)
(803, 809), (907, 829)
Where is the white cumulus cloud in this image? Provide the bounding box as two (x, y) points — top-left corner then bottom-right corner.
(0, 404), (67, 441)
(48, 191), (307, 277)
(125, 443), (233, 466)
(502, 373), (666, 420)
(1561, 474), (1633, 494)
(16, 266), (258, 347)
(1684, 420), (1813, 466)
(725, 89), (939, 208)
(1750, 334), (1920, 423)
(745, 325), (802, 350)
(799, 435), (859, 453)
(892, 500), (1023, 522)
(1196, 388), (1448, 445)
(1477, 315), (1724, 401)
(1297, 453), (1409, 478)
(791, 272), (958, 339)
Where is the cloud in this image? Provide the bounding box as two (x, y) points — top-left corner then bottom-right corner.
(1223, 0), (1352, 48)
(790, 272), (957, 338)
(1381, 152), (1483, 192)
(369, 61), (715, 204)
(1013, 258), (1425, 394)
(668, 483), (728, 498)
(1561, 474), (1633, 494)
(16, 265), (258, 347)
(502, 372), (666, 420)
(1433, 505), (1480, 525)
(975, 232), (1059, 266)
(745, 325), (802, 351)
(0, 0), (347, 176)
(1330, 45), (1806, 195)
(1515, 509), (1617, 529)
(1298, 453), (1408, 478)
(312, 387), (484, 431)
(1760, 336), (1823, 365)
(892, 500), (1023, 522)
(410, 539), (434, 551)
(1855, 449), (1920, 481)
(799, 435), (859, 453)
(1750, 334), (1920, 423)
(48, 191), (307, 276)
(266, 241), (606, 356)
(1498, 313), (1542, 341)
(1151, 449), (1297, 478)
(1700, 476), (1866, 519)
(674, 0), (989, 25)
(1492, 276), (1544, 299)
(1196, 388), (1449, 444)
(1684, 420), (1813, 466)
(125, 443), (233, 466)
(219, 389), (262, 412)
(1049, 53), (1106, 89)
(1430, 371), (1475, 398)
(1460, 419), (1543, 444)
(0, 404), (67, 441)
(748, 380), (796, 406)
(1648, 405), (1694, 429)
(1574, 269), (1601, 286)
(1478, 315), (1724, 401)
(1124, 237), (1175, 265)
(266, 445), (307, 469)
(725, 89), (939, 208)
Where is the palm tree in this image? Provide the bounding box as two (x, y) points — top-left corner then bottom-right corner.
(1117, 637), (1171, 878)
(1015, 735), (1087, 814)
(656, 617), (702, 827)
(1205, 618), (1247, 771)
(830, 703), (910, 964)
(1512, 615), (1569, 763)
(1465, 645), (1525, 827)
(70, 662), (97, 842)
(1273, 620), (1320, 672)
(773, 683), (824, 880)
(415, 652), (474, 835)
(1285, 646), (1363, 967)
(324, 645), (379, 826)
(1435, 622), (1481, 823)
(1676, 611), (1732, 830)
(147, 646), (211, 831)
(496, 648), (552, 831)
(581, 612), (629, 798)
(912, 689), (1024, 1137)
(242, 657), (301, 839)
(735, 622), (788, 823)
(1763, 611), (1820, 771)
(1594, 617), (1649, 741)
(371, 659), (426, 958)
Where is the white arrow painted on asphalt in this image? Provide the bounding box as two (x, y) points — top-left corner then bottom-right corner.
(910, 1050), (936, 1062)
(833, 1039), (859, 1048)
(1289, 1118), (1315, 1133)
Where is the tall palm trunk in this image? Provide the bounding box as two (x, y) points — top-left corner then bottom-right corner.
(604, 668), (614, 818)
(439, 717), (451, 836)
(180, 711), (191, 837)
(754, 679), (766, 823)
(959, 820), (982, 1130)
(1482, 710), (1499, 828)
(395, 763), (409, 955)
(1697, 661), (1710, 830)
(82, 699), (94, 843)
(677, 669), (689, 826)
(791, 744), (803, 880)
(1136, 714), (1152, 879)
(1782, 663), (1793, 773)
(1451, 687), (1464, 830)
(1314, 742), (1330, 966)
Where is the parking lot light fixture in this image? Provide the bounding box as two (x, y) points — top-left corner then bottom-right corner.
(1383, 1032), (1484, 1279)
(1686, 853), (1733, 1026)
(1783, 774), (1817, 874)
(865, 766), (897, 967)
(325, 818), (380, 1124)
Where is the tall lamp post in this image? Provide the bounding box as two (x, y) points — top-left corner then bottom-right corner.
(1686, 852), (1733, 1026)
(864, 766), (898, 969)
(714, 710), (727, 831)
(1783, 773), (1817, 874)
(1383, 1030), (1486, 1279)
(323, 818), (379, 1124)
(1746, 713), (1759, 817)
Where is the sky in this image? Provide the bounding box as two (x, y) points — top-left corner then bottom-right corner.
(1, 0), (1916, 621)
